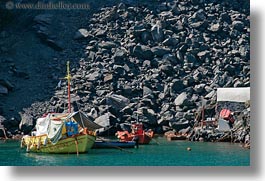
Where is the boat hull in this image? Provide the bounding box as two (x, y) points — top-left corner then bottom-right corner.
(92, 141), (136, 149)
(22, 134), (95, 154)
(116, 131), (154, 144)
(166, 135), (187, 141)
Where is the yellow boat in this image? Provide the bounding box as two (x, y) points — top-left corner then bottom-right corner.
(21, 112), (101, 154)
(22, 133), (95, 154)
(21, 61), (102, 154)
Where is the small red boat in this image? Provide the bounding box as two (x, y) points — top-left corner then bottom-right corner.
(116, 123), (154, 144)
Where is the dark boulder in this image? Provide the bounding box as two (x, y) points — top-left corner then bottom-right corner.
(151, 22), (164, 42)
(170, 121), (190, 132)
(74, 28), (91, 39)
(232, 21), (245, 31)
(133, 44), (154, 60)
(106, 94), (130, 110)
(19, 113), (34, 134)
(170, 79), (185, 94)
(151, 46), (171, 57)
(98, 41), (117, 49)
(163, 37), (179, 46)
(0, 85), (8, 94)
(174, 92), (193, 107)
(113, 49), (127, 63)
(159, 64), (174, 76)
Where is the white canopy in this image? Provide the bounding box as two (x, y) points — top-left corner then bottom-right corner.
(35, 111), (102, 136)
(217, 87), (250, 102)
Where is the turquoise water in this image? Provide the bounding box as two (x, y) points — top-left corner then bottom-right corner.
(0, 137), (250, 166)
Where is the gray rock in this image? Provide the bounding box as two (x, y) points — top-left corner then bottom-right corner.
(233, 79), (244, 87)
(104, 74), (113, 83)
(143, 86), (153, 97)
(163, 37), (179, 46)
(205, 90), (216, 99)
(176, 51), (184, 62)
(19, 113), (34, 134)
(143, 60), (151, 67)
(151, 22), (164, 42)
(232, 21), (245, 31)
(170, 79), (184, 94)
(163, 54), (178, 64)
(189, 9), (206, 23)
(139, 108), (157, 125)
(119, 123), (132, 132)
(0, 115), (7, 137)
(220, 12), (231, 23)
(86, 71), (102, 81)
(113, 49), (126, 63)
(106, 94), (130, 110)
(209, 23), (221, 32)
(175, 111), (185, 121)
(174, 92), (192, 107)
(170, 121), (190, 132)
(74, 28), (90, 39)
(190, 21), (207, 29)
(160, 111), (174, 123)
(159, 64), (174, 75)
(185, 53), (197, 63)
(141, 31), (152, 43)
(95, 29), (107, 37)
(133, 44), (154, 60)
(0, 85), (8, 94)
(133, 25), (146, 37)
(197, 51), (210, 60)
(94, 112), (115, 127)
(191, 0), (199, 5)
(113, 65), (126, 76)
(0, 115), (6, 126)
(98, 41), (116, 49)
(194, 84), (206, 94)
(151, 46), (171, 57)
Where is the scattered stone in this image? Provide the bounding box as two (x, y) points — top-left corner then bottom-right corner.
(74, 28), (90, 39)
(174, 92), (191, 107)
(19, 112), (34, 134)
(98, 41), (116, 49)
(0, 85), (8, 94)
(133, 44), (153, 60)
(151, 46), (171, 57)
(151, 22), (164, 42)
(2, 1), (249, 140)
(106, 94), (130, 110)
(232, 21), (245, 31)
(113, 49), (127, 63)
(104, 74), (113, 83)
(163, 37), (179, 46)
(209, 23), (221, 32)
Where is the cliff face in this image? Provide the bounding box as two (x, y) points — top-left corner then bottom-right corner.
(0, 0), (249, 140)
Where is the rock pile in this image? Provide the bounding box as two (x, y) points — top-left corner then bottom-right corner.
(2, 0), (250, 140)
(46, 0), (249, 136)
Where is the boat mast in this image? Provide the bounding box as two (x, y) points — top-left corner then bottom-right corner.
(65, 61), (72, 113)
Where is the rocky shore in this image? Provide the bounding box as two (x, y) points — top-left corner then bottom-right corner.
(0, 0), (250, 146)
